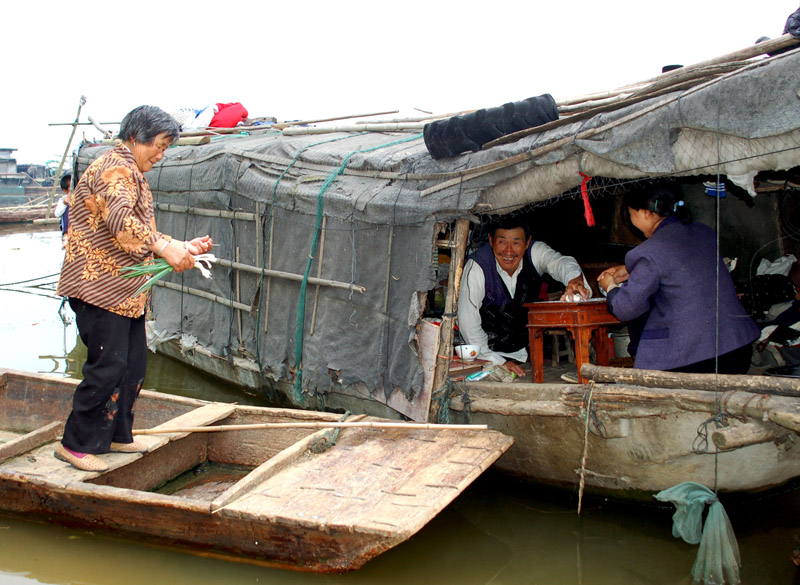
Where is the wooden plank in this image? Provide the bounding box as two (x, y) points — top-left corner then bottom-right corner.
(148, 403), (236, 440)
(218, 427), (512, 534)
(0, 422), (60, 464)
(213, 414), (368, 510)
(0, 404), (236, 483)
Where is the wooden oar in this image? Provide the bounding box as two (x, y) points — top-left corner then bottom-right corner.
(134, 421), (488, 435)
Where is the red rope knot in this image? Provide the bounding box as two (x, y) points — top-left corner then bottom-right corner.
(579, 171), (595, 227)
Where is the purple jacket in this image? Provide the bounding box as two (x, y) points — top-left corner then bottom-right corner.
(607, 216), (759, 370)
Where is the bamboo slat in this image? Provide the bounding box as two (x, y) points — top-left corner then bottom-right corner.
(134, 421), (489, 435)
(156, 280), (252, 311)
(155, 203), (258, 221)
(282, 123), (426, 136)
(212, 257), (365, 293)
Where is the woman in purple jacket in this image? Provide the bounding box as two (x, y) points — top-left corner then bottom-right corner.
(597, 183), (759, 374)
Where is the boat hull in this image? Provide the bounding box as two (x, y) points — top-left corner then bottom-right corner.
(447, 381), (800, 499)
(0, 369), (512, 571)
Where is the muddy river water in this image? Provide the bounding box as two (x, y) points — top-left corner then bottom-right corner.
(0, 226), (797, 585)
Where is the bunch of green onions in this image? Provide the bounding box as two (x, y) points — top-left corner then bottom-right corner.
(120, 254), (216, 296)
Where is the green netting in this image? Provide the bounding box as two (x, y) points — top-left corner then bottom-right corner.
(655, 482), (741, 585)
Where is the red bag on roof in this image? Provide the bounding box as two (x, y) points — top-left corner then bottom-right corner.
(210, 102), (248, 128)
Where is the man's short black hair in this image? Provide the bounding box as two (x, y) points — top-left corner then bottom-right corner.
(488, 214), (531, 239)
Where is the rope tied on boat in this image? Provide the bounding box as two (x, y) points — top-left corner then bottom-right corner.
(577, 380), (596, 515)
(433, 378), (457, 424)
(313, 411), (351, 453)
(692, 413), (730, 455)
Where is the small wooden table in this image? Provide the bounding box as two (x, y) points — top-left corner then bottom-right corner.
(524, 299), (621, 383)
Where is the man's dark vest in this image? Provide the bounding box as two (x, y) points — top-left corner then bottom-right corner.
(469, 240), (543, 353)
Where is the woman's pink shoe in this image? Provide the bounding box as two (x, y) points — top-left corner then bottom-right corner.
(54, 443), (109, 472)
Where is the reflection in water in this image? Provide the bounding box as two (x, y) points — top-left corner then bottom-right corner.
(1, 227), (799, 585)
(1, 476), (799, 585)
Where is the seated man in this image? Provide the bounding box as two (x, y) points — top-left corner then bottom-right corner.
(457, 217), (591, 377)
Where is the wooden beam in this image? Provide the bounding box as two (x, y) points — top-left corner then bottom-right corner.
(429, 219), (470, 421)
(712, 421), (789, 450)
(581, 364), (800, 397)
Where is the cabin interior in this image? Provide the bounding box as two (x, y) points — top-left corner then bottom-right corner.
(424, 169), (800, 384)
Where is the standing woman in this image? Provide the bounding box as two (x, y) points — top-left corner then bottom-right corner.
(597, 183), (759, 374)
(56, 105), (213, 471)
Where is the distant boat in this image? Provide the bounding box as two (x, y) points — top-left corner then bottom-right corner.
(0, 202), (51, 224)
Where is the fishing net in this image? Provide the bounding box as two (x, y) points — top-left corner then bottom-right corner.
(655, 481), (740, 585)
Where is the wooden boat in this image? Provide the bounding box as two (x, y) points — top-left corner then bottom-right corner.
(446, 365), (800, 499)
(0, 369), (512, 572)
(0, 203), (50, 224)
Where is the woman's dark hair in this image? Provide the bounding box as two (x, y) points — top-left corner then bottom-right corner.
(623, 182), (691, 224)
(118, 105), (180, 145)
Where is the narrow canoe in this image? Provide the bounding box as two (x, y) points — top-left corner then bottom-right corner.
(0, 369), (512, 572)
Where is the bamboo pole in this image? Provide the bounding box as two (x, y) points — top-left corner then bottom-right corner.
(470, 34), (798, 155)
(356, 110), (472, 124)
(383, 225), (394, 313)
(581, 364), (800, 397)
(419, 61), (763, 197)
(264, 212), (274, 334)
(155, 203), (258, 221)
(282, 123), (426, 136)
(174, 136), (211, 146)
(212, 257), (365, 293)
(270, 110), (400, 130)
(555, 34), (798, 109)
(155, 280), (251, 311)
(176, 110), (401, 138)
(47, 95), (85, 218)
(235, 247), (243, 347)
(133, 421), (489, 435)
(255, 203), (262, 268)
(48, 121), (119, 127)
(429, 219), (470, 422)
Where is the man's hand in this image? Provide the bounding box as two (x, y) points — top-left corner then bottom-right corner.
(504, 360), (526, 377)
(560, 276), (591, 301)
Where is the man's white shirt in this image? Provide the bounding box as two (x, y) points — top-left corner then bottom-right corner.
(457, 241), (587, 365)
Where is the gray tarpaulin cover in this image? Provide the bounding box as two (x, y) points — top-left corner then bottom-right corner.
(77, 50), (800, 408)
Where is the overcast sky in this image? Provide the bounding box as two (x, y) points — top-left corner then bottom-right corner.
(4, 1), (797, 166)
